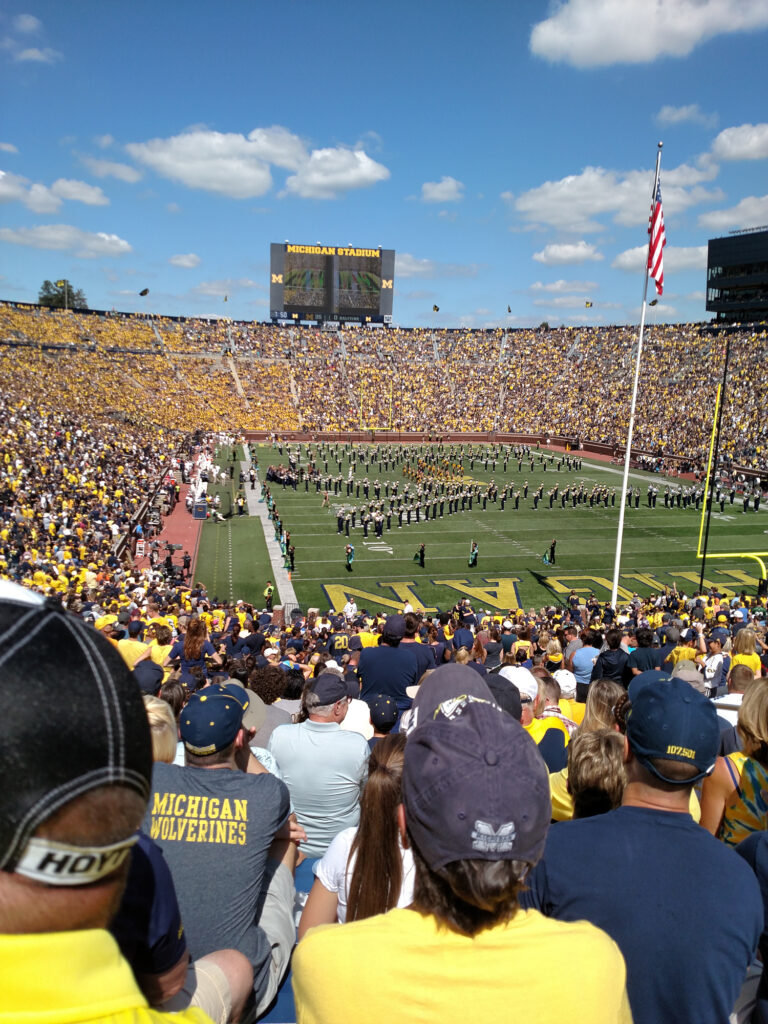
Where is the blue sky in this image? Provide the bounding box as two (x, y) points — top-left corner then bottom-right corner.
(2, 0), (767, 328)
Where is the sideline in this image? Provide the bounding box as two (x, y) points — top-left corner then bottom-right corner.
(242, 447), (298, 607)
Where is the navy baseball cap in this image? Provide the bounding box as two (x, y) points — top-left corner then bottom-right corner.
(310, 673), (349, 705)
(626, 677), (719, 785)
(383, 614), (406, 640)
(180, 683), (247, 755)
(403, 663), (498, 735)
(403, 698), (550, 871)
(628, 670), (672, 701)
(132, 659), (164, 695)
(367, 694), (398, 731)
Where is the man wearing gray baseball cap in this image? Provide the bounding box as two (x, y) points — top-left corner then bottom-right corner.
(293, 664), (631, 1023)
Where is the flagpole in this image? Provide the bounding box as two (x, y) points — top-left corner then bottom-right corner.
(610, 141), (663, 610)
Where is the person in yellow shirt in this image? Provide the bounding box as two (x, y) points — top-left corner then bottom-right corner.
(294, 665), (631, 1024)
(730, 627), (762, 677)
(146, 623), (174, 682)
(117, 621), (152, 670)
(0, 583), (220, 1024)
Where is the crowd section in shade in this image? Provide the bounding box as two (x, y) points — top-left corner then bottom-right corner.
(1, 303), (766, 473)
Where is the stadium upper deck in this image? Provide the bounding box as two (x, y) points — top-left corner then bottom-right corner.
(1, 303), (765, 473)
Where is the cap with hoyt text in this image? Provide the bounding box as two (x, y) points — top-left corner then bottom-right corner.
(0, 581), (152, 884)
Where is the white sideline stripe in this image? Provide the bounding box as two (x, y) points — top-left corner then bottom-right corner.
(242, 448), (297, 606)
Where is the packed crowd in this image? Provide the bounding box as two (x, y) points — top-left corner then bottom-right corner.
(3, 302), (767, 472)
(4, 566), (768, 1023)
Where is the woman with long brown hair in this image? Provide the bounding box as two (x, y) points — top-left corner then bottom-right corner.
(164, 616), (221, 688)
(297, 733), (414, 937)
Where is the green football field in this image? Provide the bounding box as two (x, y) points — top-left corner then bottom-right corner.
(193, 444), (768, 615)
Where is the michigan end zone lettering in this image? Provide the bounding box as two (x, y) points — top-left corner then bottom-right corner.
(285, 244), (381, 258)
(318, 568), (760, 614)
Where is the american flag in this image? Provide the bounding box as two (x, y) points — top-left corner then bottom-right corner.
(648, 180), (666, 296)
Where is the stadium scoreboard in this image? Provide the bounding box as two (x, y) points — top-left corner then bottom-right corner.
(270, 242), (395, 325)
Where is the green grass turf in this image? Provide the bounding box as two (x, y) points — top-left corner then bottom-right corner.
(194, 444), (768, 614)
(192, 448), (275, 606)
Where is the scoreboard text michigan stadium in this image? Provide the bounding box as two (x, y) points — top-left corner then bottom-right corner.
(270, 242), (395, 325)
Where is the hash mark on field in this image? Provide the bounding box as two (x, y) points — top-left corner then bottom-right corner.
(476, 520), (539, 559)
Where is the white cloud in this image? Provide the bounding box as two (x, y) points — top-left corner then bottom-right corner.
(0, 224), (131, 257)
(246, 126), (306, 169)
(612, 245), (707, 272)
(13, 14), (41, 32)
(169, 253), (201, 268)
(24, 183), (60, 213)
(15, 46), (61, 63)
(127, 130), (273, 198)
(80, 155), (142, 183)
(514, 164), (723, 233)
(283, 147), (389, 199)
(656, 104), (717, 129)
(530, 279), (597, 293)
(0, 171), (109, 211)
(395, 253), (479, 279)
(397, 254), (438, 277)
(51, 178), (109, 205)
(0, 171), (29, 204)
(530, 0), (768, 68)
(711, 123), (768, 161)
(698, 195), (768, 230)
(94, 134), (114, 149)
(0, 142), (18, 153)
(421, 176), (465, 203)
(126, 126), (389, 201)
(166, 202), (181, 214)
(533, 241), (603, 265)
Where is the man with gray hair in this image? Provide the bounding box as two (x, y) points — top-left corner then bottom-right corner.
(268, 673), (369, 858)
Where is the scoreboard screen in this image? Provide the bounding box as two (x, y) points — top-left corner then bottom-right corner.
(270, 243), (395, 324)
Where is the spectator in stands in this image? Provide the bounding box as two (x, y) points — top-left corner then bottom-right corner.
(245, 664), (292, 747)
(400, 612), (437, 676)
(731, 627), (763, 678)
(522, 677), (762, 1024)
(567, 730), (627, 819)
(267, 673), (369, 858)
(164, 617), (221, 686)
(357, 614), (420, 714)
(0, 581), (238, 1024)
(549, 679), (627, 822)
(700, 679), (768, 844)
(590, 628), (629, 686)
(293, 669), (632, 1023)
(626, 627), (663, 677)
(297, 733), (413, 936)
(144, 682), (302, 1019)
(143, 694), (178, 764)
(571, 628), (601, 701)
